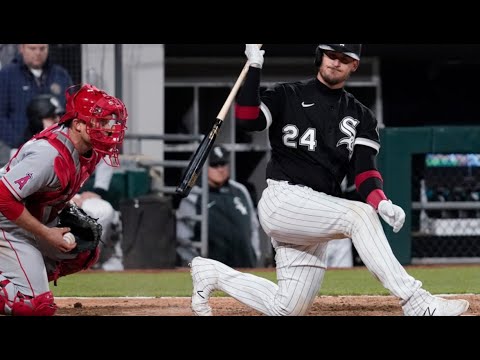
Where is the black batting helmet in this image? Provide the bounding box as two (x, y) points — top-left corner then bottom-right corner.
(314, 44), (362, 67)
(26, 94), (63, 134)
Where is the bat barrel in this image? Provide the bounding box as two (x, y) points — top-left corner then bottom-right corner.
(175, 119), (223, 198)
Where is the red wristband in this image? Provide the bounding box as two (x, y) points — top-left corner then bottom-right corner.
(366, 189), (388, 210)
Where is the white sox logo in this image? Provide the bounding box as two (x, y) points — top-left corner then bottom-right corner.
(233, 197), (248, 215)
(336, 116), (359, 157)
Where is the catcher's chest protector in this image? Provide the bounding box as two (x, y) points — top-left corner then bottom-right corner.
(26, 128), (100, 222)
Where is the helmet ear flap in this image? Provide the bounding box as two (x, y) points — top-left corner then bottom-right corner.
(314, 46), (323, 67)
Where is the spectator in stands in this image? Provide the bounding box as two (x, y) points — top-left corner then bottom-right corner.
(17, 94), (123, 271)
(0, 44), (73, 166)
(176, 145), (261, 268)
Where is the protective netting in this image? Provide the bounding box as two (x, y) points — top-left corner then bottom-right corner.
(411, 154), (480, 261)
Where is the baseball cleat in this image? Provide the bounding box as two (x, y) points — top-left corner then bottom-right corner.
(189, 257), (218, 316)
(403, 292), (470, 316)
(421, 297), (469, 316)
(191, 290), (213, 316)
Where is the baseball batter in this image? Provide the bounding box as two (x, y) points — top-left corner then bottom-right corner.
(190, 44), (470, 316)
(0, 84), (128, 316)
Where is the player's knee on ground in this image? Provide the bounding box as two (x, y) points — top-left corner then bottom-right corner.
(273, 302), (309, 316)
(272, 295), (311, 316)
(0, 280), (56, 316)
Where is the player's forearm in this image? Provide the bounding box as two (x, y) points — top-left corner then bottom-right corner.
(13, 207), (51, 239)
(353, 146), (387, 209)
(0, 181), (54, 239)
(236, 67), (261, 107)
(15, 207), (75, 252)
(235, 67), (267, 131)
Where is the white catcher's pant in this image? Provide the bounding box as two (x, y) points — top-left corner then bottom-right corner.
(208, 179), (423, 316)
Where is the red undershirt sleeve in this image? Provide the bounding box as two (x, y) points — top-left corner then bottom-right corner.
(0, 181), (25, 220)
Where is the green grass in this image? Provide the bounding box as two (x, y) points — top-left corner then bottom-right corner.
(50, 266), (480, 297)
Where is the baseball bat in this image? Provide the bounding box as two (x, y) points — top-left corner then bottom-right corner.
(175, 44), (263, 199)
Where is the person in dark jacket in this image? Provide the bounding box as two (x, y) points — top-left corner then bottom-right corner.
(176, 145), (260, 268)
(0, 44), (73, 165)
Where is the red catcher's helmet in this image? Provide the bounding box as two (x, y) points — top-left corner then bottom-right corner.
(59, 84), (128, 167)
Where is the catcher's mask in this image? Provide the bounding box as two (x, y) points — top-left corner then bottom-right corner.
(314, 44), (362, 67)
(59, 84), (128, 167)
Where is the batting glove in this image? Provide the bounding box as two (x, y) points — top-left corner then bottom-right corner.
(245, 44), (265, 69)
(378, 200), (406, 233)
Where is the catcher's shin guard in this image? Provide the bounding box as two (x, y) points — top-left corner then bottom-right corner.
(10, 291), (57, 316)
(1, 279), (56, 316)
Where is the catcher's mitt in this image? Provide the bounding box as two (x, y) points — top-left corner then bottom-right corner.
(49, 203), (103, 284)
(57, 203), (103, 254)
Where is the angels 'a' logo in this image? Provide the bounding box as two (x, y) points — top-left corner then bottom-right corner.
(336, 116), (360, 157)
(14, 173), (33, 191)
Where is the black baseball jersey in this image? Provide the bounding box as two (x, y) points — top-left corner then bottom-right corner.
(259, 78), (380, 196)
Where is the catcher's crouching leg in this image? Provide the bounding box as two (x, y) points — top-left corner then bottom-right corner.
(0, 279), (57, 316)
(48, 248), (100, 284)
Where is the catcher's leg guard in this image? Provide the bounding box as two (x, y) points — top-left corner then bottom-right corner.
(0, 279), (57, 316)
(0, 279), (10, 315)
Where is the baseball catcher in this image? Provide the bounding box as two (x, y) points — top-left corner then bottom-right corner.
(0, 83), (127, 316)
(47, 203), (103, 284)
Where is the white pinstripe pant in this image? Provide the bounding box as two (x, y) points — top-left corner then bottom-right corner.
(206, 180), (422, 316)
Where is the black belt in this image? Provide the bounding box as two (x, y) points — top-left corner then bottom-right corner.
(286, 181), (306, 187)
(271, 179), (306, 187)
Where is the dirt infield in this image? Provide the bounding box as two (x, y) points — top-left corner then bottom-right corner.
(55, 294), (480, 316)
